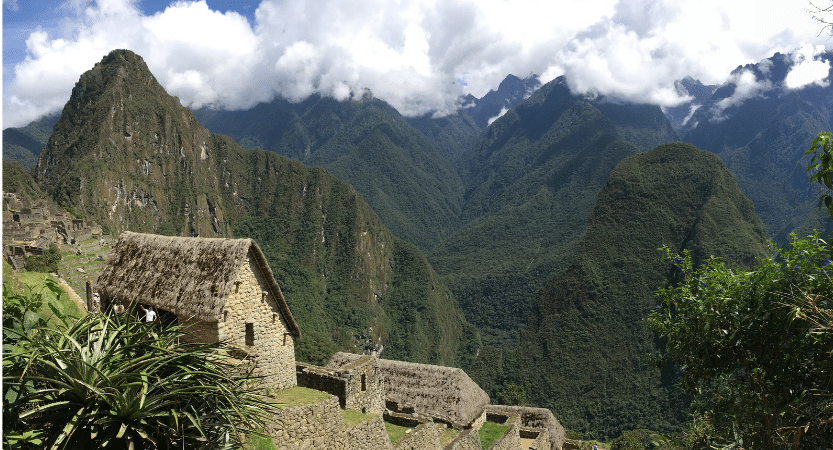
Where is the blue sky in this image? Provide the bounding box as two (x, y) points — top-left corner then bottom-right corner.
(3, 0), (832, 128)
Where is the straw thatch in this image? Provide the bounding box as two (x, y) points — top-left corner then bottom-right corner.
(327, 352), (489, 427)
(95, 231), (300, 336)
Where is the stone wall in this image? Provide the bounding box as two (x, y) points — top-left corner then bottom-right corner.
(179, 317), (220, 344)
(487, 405), (565, 450)
(521, 427), (551, 450)
(345, 416), (393, 450)
(265, 395), (345, 449)
(221, 255), (296, 389)
(339, 355), (385, 414)
(296, 357), (384, 414)
(445, 428), (482, 450)
(392, 421), (441, 450)
(296, 363), (348, 406)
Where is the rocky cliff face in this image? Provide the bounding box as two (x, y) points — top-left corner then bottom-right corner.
(35, 50), (227, 237)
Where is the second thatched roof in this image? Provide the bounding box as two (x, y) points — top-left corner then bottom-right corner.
(95, 231), (300, 336)
(327, 352), (489, 427)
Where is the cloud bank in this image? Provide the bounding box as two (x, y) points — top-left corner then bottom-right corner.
(3, 0), (830, 128)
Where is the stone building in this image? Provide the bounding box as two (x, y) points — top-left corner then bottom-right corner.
(327, 352), (491, 429)
(297, 354), (385, 414)
(94, 231), (302, 389)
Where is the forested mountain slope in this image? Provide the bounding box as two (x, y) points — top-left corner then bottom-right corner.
(508, 143), (768, 439)
(194, 94), (463, 251)
(429, 77), (678, 346)
(27, 49), (479, 368)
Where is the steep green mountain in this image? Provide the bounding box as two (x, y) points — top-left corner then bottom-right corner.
(507, 143), (768, 439)
(2, 113), (61, 170)
(679, 52), (833, 242)
(30, 49), (479, 368)
(429, 77), (678, 346)
(194, 94), (464, 251)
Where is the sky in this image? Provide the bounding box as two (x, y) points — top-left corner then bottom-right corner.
(2, 0), (833, 128)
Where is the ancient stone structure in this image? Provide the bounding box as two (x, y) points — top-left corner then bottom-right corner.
(95, 231), (302, 389)
(2, 192), (102, 270)
(327, 352), (491, 429)
(265, 394), (393, 450)
(296, 354), (384, 414)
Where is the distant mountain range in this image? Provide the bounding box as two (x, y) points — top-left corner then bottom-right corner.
(4, 48), (831, 440)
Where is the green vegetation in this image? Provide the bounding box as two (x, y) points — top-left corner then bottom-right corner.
(196, 94), (465, 252)
(647, 234), (832, 449)
(384, 421), (413, 444)
(610, 429), (668, 450)
(3, 286), (270, 449)
(478, 421), (510, 449)
(341, 409), (377, 427)
(807, 131), (833, 220)
(243, 433), (277, 450)
(7, 269), (82, 326)
(268, 386), (330, 409)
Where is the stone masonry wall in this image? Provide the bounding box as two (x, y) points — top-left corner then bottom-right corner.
(265, 395), (346, 449)
(345, 416), (393, 450)
(221, 255), (296, 389)
(340, 355), (384, 414)
(446, 428), (482, 450)
(296, 363), (348, 406)
(392, 421), (442, 450)
(521, 428), (551, 450)
(179, 316), (219, 344)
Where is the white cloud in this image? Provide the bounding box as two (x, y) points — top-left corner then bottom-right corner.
(709, 69), (772, 121)
(3, 0), (832, 128)
(487, 107), (509, 126)
(785, 44), (831, 89)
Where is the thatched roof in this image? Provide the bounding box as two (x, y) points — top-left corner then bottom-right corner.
(327, 352), (489, 427)
(95, 232), (300, 336)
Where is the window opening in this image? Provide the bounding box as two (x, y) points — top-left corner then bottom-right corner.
(245, 323), (254, 346)
(361, 374), (366, 391)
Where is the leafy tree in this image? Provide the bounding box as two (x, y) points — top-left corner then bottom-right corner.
(610, 429), (669, 450)
(3, 284), (272, 449)
(806, 132), (833, 220)
(496, 384), (528, 406)
(646, 234), (832, 450)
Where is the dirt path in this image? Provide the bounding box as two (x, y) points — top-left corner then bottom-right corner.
(53, 273), (87, 314)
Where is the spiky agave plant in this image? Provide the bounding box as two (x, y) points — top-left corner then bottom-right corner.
(3, 302), (272, 449)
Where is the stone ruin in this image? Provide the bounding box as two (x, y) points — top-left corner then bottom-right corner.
(3, 192), (102, 270)
(289, 351), (566, 450)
